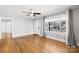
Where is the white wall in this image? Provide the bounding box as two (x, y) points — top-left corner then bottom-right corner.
(0, 16), (33, 39)
(12, 18), (33, 37)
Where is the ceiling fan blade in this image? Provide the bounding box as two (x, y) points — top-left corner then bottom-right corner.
(22, 11), (29, 13)
(23, 11), (32, 13)
(26, 12), (32, 16)
(33, 13), (41, 17)
(33, 13), (41, 15)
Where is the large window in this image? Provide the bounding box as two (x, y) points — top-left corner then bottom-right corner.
(45, 14), (66, 33)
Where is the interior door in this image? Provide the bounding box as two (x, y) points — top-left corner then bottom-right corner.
(35, 22), (40, 34)
(1, 19), (12, 39)
(6, 21), (12, 32)
(2, 21), (7, 33)
(34, 20), (41, 35)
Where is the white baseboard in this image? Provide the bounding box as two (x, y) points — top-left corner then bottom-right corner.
(38, 34), (43, 37)
(33, 33), (43, 37)
(46, 35), (65, 43)
(12, 33), (33, 38)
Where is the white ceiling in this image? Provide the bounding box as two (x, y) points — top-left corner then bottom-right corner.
(0, 5), (73, 20)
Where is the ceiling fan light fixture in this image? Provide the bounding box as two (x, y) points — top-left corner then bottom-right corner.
(22, 8), (41, 17)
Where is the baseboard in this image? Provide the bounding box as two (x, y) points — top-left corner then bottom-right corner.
(1, 33), (65, 43)
(45, 35), (65, 43)
(32, 34), (39, 36)
(13, 33), (34, 39)
(32, 34), (65, 43)
(32, 33), (44, 37)
(37, 34), (43, 37)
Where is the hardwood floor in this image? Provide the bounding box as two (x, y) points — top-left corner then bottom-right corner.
(0, 34), (79, 53)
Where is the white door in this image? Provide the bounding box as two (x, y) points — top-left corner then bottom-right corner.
(2, 20), (12, 33)
(2, 21), (7, 33)
(35, 22), (40, 34)
(6, 21), (12, 32)
(1, 20), (12, 39)
(34, 20), (41, 35)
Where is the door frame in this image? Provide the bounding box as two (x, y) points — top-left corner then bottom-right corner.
(1, 19), (12, 39)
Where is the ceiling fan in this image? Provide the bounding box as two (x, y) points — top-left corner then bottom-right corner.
(22, 9), (41, 17)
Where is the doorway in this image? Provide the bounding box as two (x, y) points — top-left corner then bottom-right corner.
(1, 19), (12, 39)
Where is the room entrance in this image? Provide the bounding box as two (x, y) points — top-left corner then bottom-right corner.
(1, 19), (12, 40)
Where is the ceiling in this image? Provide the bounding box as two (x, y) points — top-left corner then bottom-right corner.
(0, 5), (73, 20)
